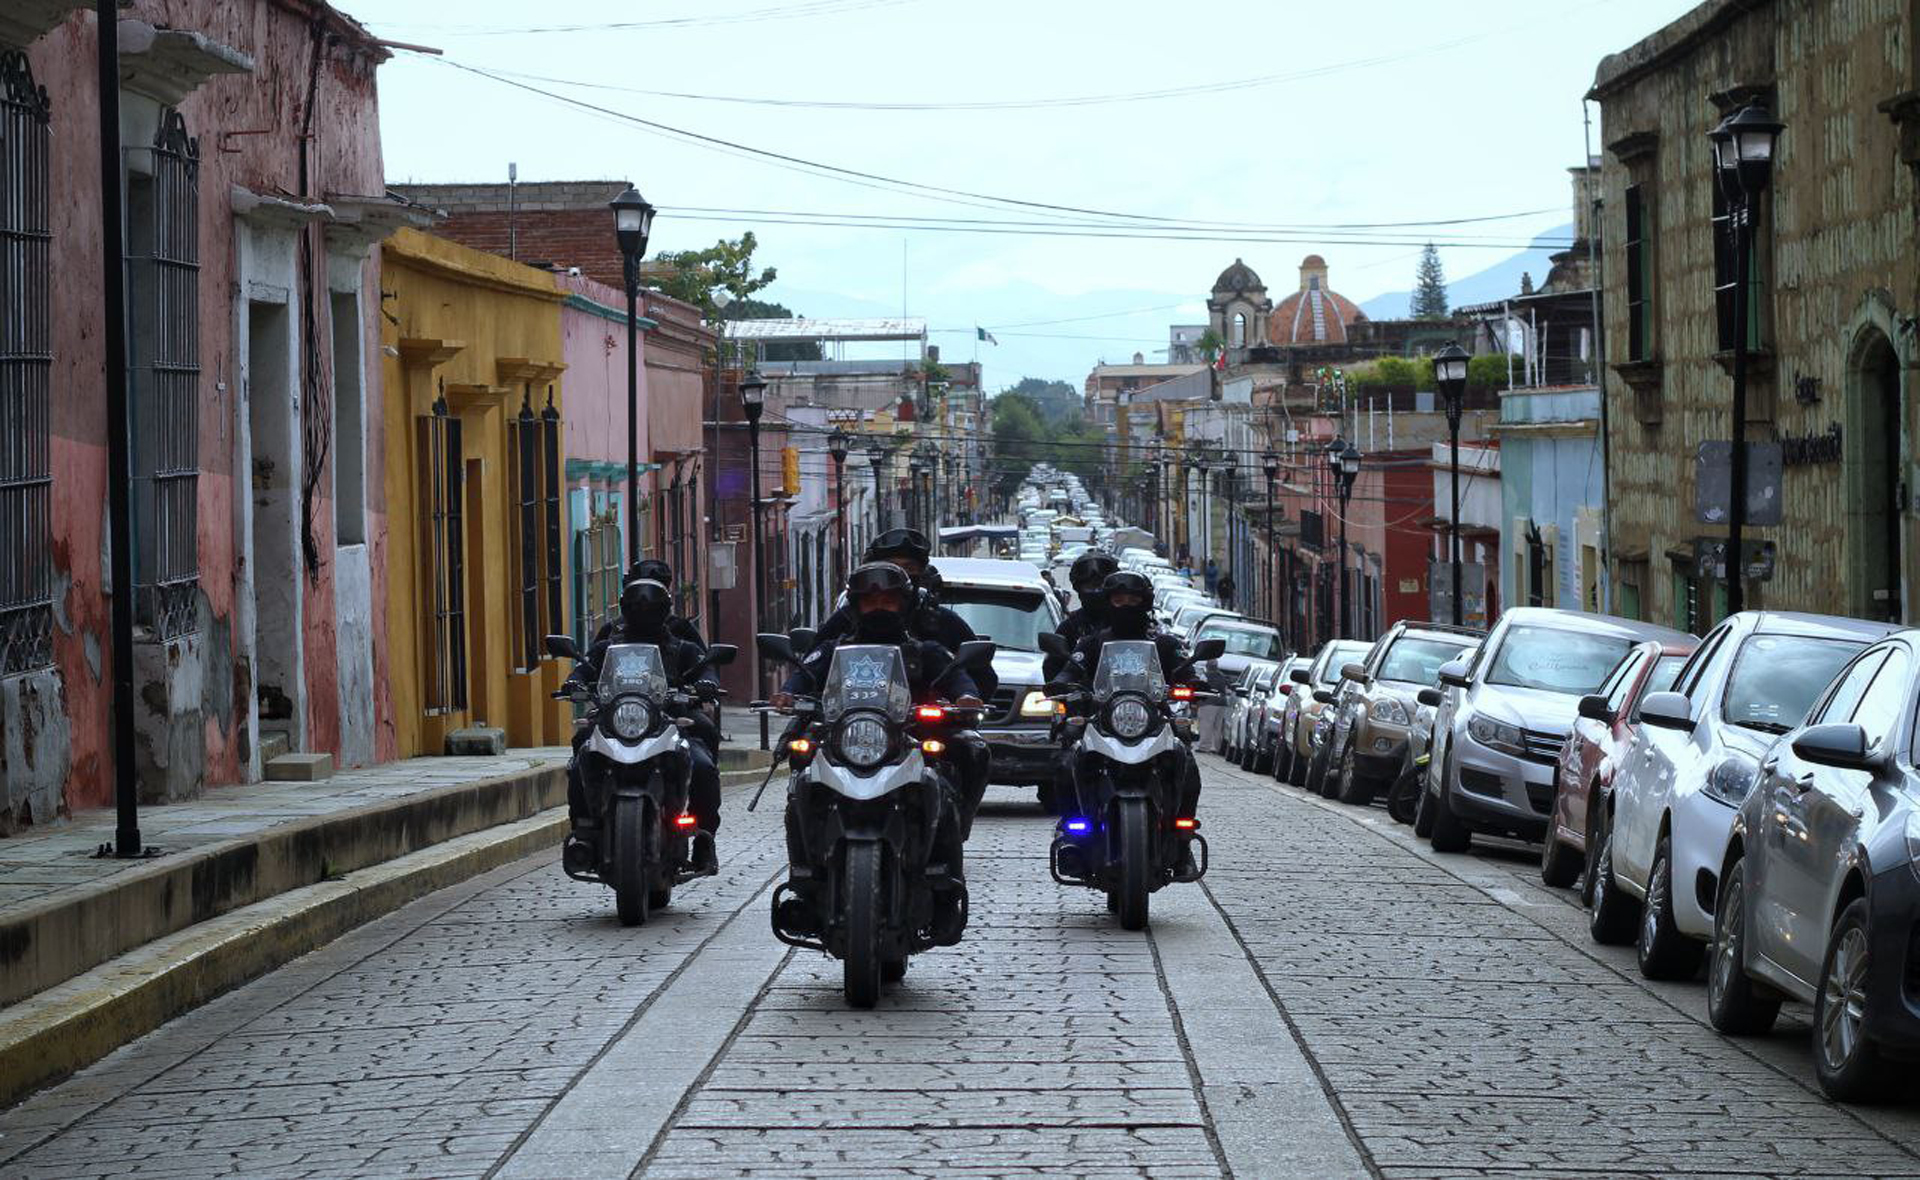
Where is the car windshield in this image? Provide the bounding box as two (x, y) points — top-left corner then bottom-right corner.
(1197, 622), (1283, 660)
(1484, 626), (1636, 695)
(1377, 637), (1475, 685)
(942, 589), (1052, 652)
(1722, 634), (1866, 733)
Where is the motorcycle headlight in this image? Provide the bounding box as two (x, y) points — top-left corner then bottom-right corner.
(1702, 758), (1759, 808)
(609, 698), (653, 740)
(836, 714), (892, 770)
(1466, 714), (1527, 756)
(1020, 691), (1055, 717)
(1107, 698), (1154, 740)
(1370, 698), (1411, 726)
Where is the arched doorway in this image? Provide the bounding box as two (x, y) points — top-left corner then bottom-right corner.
(1847, 326), (1903, 622)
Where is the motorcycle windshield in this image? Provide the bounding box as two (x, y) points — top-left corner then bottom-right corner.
(1092, 640), (1166, 702)
(821, 645), (912, 722)
(597, 644), (668, 704)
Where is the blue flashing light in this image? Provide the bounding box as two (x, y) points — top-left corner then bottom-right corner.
(1064, 819), (1090, 833)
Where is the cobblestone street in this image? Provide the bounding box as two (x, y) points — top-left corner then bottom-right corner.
(5, 759), (1919, 1179)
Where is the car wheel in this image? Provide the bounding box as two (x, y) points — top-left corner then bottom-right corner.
(1285, 740), (1307, 786)
(1579, 792), (1604, 907)
(1304, 740), (1334, 797)
(1336, 741), (1376, 806)
(1812, 900), (1894, 1102)
(1706, 857), (1781, 1036)
(1637, 834), (1706, 980)
(1427, 769), (1471, 854)
(1252, 738), (1274, 776)
(1412, 758), (1439, 838)
(1540, 826), (1581, 889)
(1587, 814), (1639, 945)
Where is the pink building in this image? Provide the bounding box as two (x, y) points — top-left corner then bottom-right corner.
(2, 1), (415, 829)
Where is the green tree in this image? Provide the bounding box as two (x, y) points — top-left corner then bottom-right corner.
(1195, 327), (1225, 364)
(1008, 377), (1081, 425)
(653, 232), (777, 320)
(1412, 243), (1449, 320)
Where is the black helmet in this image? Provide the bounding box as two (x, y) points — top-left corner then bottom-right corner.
(1069, 552), (1120, 595)
(1100, 571), (1155, 638)
(864, 527), (932, 565)
(620, 578), (673, 635)
(846, 562), (913, 643)
(629, 558), (673, 587)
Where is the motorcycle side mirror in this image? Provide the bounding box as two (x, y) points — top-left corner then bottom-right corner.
(1190, 638), (1227, 662)
(545, 633), (580, 660)
(788, 627), (817, 655)
(1038, 633), (1071, 660)
(757, 632), (796, 665)
(1417, 687), (1442, 708)
(954, 639), (997, 671)
(706, 643), (738, 667)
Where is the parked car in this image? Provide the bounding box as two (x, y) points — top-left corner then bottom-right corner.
(1540, 638), (1695, 891)
(1323, 622), (1483, 806)
(1709, 630), (1920, 1100)
(1589, 612), (1895, 979)
(1248, 656), (1311, 774)
(1220, 661), (1282, 759)
(1417, 608), (1692, 854)
(1193, 616), (1285, 681)
(1279, 640), (1372, 787)
(931, 558), (1065, 802)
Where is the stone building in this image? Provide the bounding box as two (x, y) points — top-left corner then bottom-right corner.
(1591, 0), (1920, 631)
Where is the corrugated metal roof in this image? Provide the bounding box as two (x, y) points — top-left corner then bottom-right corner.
(722, 317), (927, 343)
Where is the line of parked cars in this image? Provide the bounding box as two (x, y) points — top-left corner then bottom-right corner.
(1235, 605), (1920, 1103)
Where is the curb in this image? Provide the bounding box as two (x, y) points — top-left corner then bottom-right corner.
(0, 808), (569, 1109)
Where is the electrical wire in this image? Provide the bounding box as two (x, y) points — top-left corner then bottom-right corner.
(371, 0), (931, 36)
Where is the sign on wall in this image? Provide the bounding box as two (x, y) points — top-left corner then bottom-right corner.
(1429, 560), (1488, 628)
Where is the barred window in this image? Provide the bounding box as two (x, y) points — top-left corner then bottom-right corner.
(128, 109), (200, 639)
(417, 390), (466, 713)
(508, 387), (566, 672)
(1623, 184), (1652, 361)
(574, 494), (621, 647)
(0, 52), (52, 676)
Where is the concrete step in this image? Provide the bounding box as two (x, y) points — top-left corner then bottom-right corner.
(257, 731), (291, 764)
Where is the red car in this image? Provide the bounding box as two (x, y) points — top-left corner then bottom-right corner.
(1542, 638), (1697, 892)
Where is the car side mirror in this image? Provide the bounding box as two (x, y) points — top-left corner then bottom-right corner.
(1190, 638), (1226, 662)
(545, 634), (580, 660)
(1312, 688), (1336, 705)
(788, 627), (817, 655)
(1417, 687), (1442, 708)
(1289, 667), (1311, 685)
(756, 632), (795, 665)
(1038, 632), (1070, 660)
(1637, 691), (1694, 733)
(1791, 723), (1881, 772)
(1340, 662), (1368, 685)
(1437, 665), (1470, 689)
(1577, 694), (1615, 724)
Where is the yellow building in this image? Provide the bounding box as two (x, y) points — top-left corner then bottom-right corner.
(380, 229), (573, 756)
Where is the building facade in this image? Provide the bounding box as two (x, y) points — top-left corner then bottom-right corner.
(1592, 0), (1920, 631)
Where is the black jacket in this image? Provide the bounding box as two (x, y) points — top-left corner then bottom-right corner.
(784, 636), (979, 703)
(1046, 607), (1105, 680)
(593, 613), (705, 652)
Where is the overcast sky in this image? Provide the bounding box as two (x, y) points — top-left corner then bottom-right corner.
(359, 0), (1700, 388)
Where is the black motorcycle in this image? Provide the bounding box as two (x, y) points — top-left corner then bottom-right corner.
(755, 630), (994, 1008)
(1044, 636), (1223, 930)
(547, 634), (735, 926)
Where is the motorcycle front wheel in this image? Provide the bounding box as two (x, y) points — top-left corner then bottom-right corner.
(842, 841), (884, 1009)
(1115, 798), (1151, 931)
(612, 795), (652, 927)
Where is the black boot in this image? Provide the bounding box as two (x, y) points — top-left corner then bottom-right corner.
(690, 831), (719, 876)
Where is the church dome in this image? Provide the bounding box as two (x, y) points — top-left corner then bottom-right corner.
(1211, 258), (1264, 294)
(1270, 254), (1366, 345)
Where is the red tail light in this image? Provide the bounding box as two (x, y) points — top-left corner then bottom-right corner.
(674, 813), (698, 829)
(1173, 817), (1199, 831)
(916, 705), (945, 722)
(1170, 686), (1194, 700)
(1277, 685), (1293, 696)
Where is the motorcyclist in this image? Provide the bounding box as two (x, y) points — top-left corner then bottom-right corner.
(776, 562), (982, 942)
(1046, 551), (1120, 679)
(778, 527), (994, 833)
(1058, 571), (1204, 870)
(594, 558), (707, 651)
(567, 578), (721, 875)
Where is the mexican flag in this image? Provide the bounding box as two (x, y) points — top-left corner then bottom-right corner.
(976, 327), (998, 345)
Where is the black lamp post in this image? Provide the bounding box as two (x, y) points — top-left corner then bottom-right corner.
(1434, 342), (1469, 627)
(865, 439), (889, 530)
(609, 185), (657, 565)
(1329, 441), (1361, 639)
(1709, 103), (1783, 616)
(828, 428), (850, 583)
(909, 452), (928, 536)
(741, 370), (768, 748)
(1263, 449), (1280, 630)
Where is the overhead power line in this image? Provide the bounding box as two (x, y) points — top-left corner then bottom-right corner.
(371, 0), (931, 36)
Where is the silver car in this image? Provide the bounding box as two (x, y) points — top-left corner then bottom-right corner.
(931, 558), (1064, 797)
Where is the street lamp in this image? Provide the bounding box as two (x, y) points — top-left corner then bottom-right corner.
(909, 451), (929, 537)
(828, 428), (850, 583)
(866, 438), (891, 531)
(1329, 440), (1361, 639)
(1434, 342), (1470, 627)
(1709, 103), (1783, 615)
(1263, 449), (1280, 632)
(610, 185), (657, 564)
(741, 370), (768, 749)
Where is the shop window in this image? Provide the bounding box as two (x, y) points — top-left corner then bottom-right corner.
(0, 52), (52, 675)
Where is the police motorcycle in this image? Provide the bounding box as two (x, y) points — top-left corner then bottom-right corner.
(755, 629), (995, 1008)
(545, 633), (736, 926)
(1043, 636), (1225, 931)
